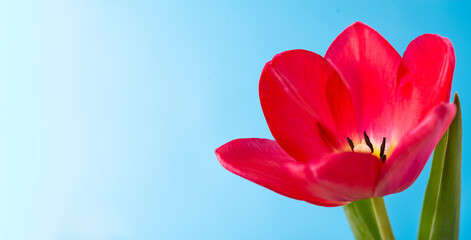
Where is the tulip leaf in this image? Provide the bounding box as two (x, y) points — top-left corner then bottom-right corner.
(344, 197), (394, 240)
(418, 93), (462, 240)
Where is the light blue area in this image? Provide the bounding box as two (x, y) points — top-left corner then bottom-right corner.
(0, 0), (469, 239)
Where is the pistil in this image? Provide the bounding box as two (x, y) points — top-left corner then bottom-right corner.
(353, 139), (373, 153)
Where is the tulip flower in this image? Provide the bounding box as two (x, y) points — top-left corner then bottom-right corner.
(216, 22), (456, 207)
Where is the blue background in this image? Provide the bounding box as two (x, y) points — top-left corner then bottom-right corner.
(0, 0), (469, 239)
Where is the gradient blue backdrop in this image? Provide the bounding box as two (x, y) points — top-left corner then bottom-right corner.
(0, 0), (469, 239)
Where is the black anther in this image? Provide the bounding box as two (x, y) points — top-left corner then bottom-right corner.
(363, 131), (374, 153)
(347, 137), (354, 151)
(380, 137), (386, 158)
(381, 154), (386, 163)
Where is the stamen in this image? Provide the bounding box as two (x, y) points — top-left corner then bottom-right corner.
(346, 137), (354, 151)
(380, 137), (386, 158)
(381, 154), (386, 163)
(363, 131), (374, 153)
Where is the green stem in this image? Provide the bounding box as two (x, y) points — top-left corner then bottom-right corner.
(343, 197), (394, 240)
(371, 198), (394, 240)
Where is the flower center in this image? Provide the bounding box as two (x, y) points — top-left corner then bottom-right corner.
(347, 131), (387, 162)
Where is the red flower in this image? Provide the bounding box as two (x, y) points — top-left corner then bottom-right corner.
(215, 22), (456, 207)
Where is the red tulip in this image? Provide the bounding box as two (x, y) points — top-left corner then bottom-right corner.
(215, 22), (456, 207)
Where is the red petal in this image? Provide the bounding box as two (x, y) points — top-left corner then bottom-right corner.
(215, 138), (347, 207)
(305, 152), (383, 202)
(375, 103), (456, 196)
(260, 49), (358, 163)
(325, 22), (401, 143)
(393, 34), (455, 139)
